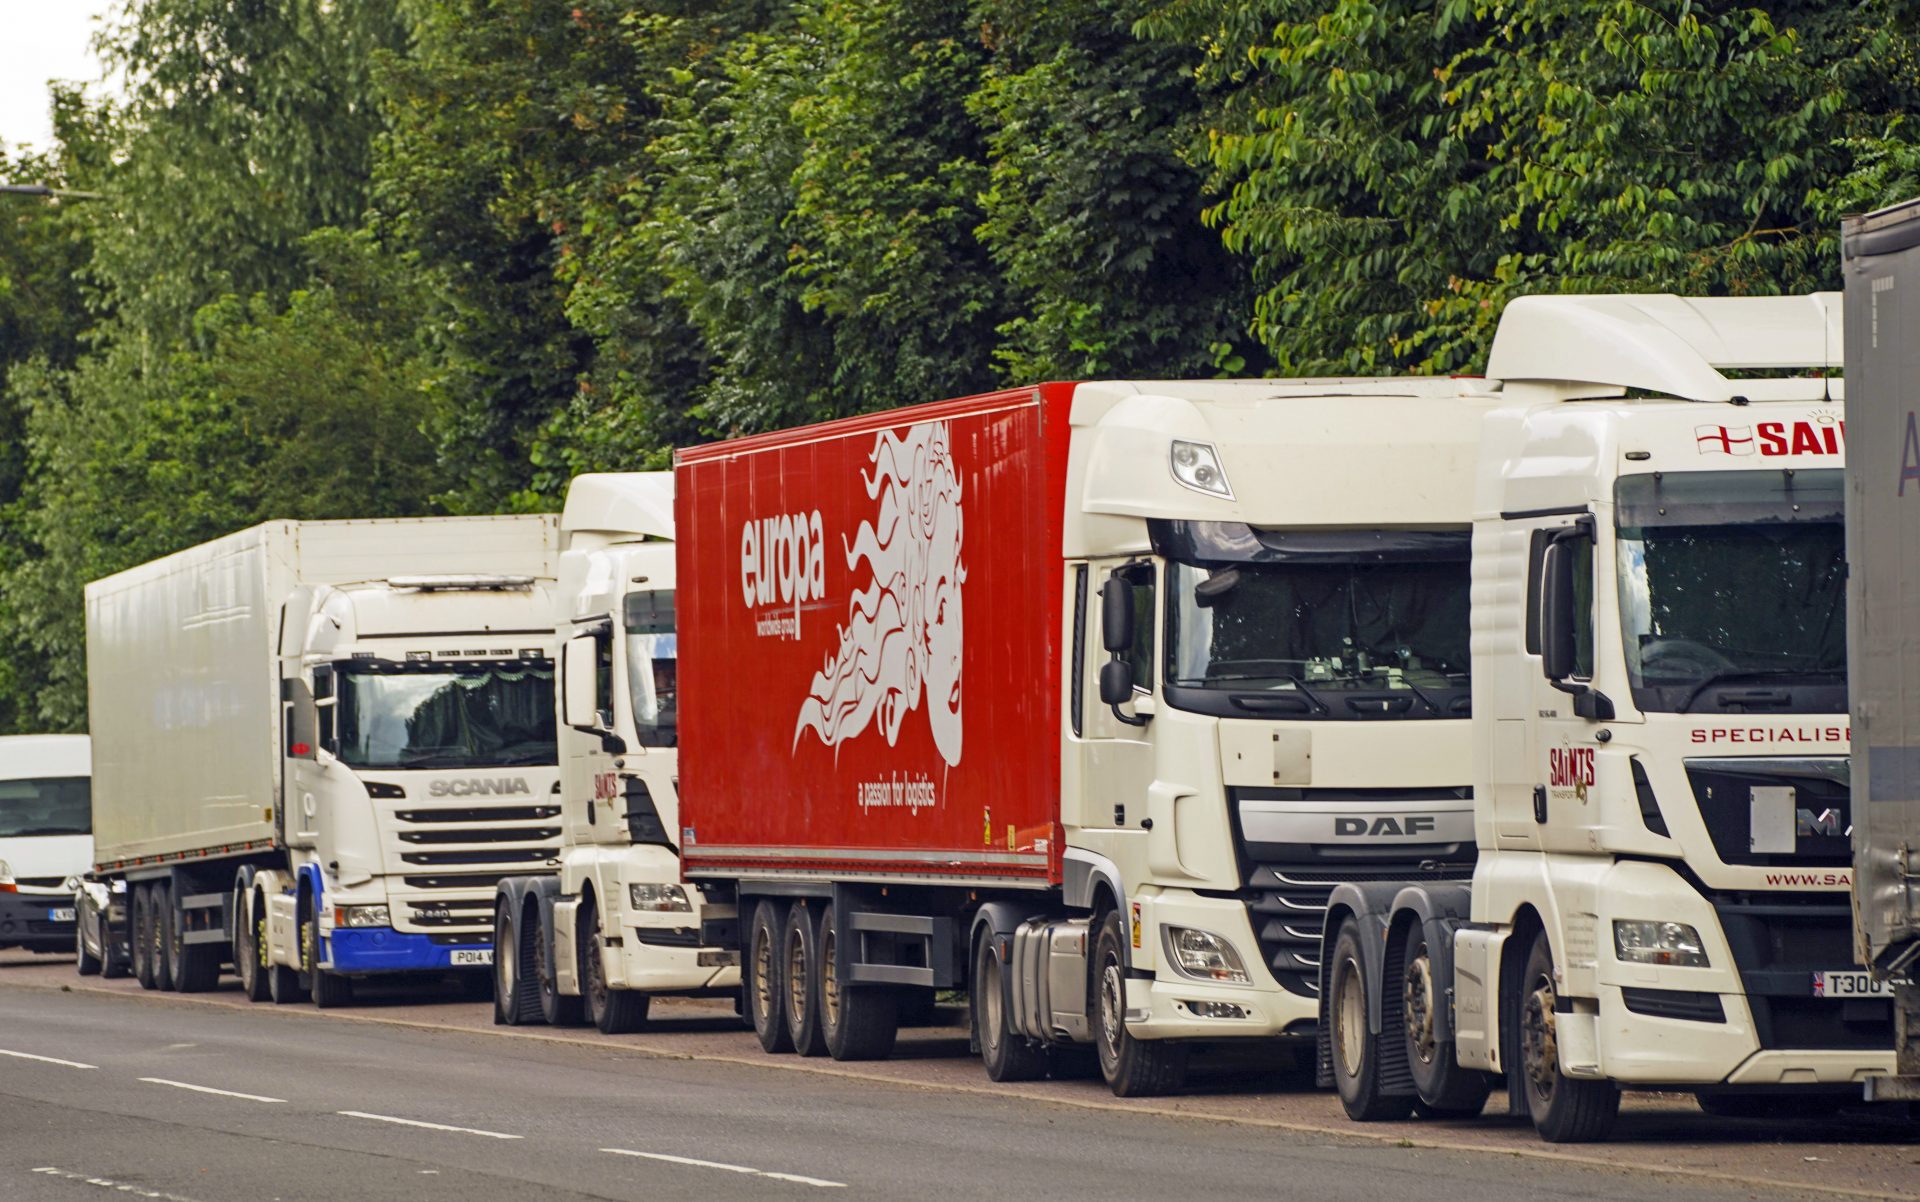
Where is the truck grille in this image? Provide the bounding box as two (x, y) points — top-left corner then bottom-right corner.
(382, 797), (564, 933)
(1242, 860), (1473, 997)
(1683, 757), (1851, 868)
(1711, 891), (1894, 1051)
(395, 806), (559, 824)
(405, 898), (497, 932)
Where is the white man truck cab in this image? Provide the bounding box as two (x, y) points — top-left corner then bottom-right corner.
(1321, 294), (1896, 1142)
(494, 473), (740, 1033)
(0, 735), (92, 960)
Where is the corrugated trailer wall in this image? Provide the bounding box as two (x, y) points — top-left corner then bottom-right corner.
(675, 387), (1074, 886)
(1843, 202), (1920, 970)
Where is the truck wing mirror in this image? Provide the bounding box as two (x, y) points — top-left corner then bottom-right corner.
(1100, 576), (1133, 653)
(1099, 659), (1135, 707)
(562, 635), (602, 732)
(1539, 537), (1577, 682)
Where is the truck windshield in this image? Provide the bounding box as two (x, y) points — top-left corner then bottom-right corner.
(1615, 470), (1845, 714)
(1162, 536), (1471, 721)
(624, 590), (676, 748)
(0, 776), (91, 837)
(336, 662), (557, 769)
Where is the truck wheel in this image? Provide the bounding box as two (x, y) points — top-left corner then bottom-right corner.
(1092, 908), (1188, 1097)
(746, 899), (793, 1053)
(131, 885), (155, 989)
(783, 900), (827, 1057)
(972, 929), (1046, 1081)
(267, 909), (303, 1004)
(235, 892), (271, 1002)
(1327, 915), (1411, 1120)
(1517, 931), (1617, 1142)
(1401, 928), (1490, 1117)
(75, 904), (102, 976)
(818, 904), (897, 1061)
(493, 897), (540, 1025)
(155, 882), (179, 991)
(171, 892), (220, 994)
(580, 897), (649, 1035)
(305, 909), (354, 1010)
(535, 903), (584, 1026)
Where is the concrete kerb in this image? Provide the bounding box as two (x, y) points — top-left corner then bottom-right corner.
(17, 977), (1916, 1202)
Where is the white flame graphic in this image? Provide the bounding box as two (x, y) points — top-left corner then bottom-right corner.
(793, 421), (966, 767)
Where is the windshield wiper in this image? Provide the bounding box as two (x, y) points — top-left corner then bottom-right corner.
(1209, 671), (1331, 715)
(1677, 669), (1842, 713)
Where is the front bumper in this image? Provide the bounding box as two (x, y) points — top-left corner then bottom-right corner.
(0, 890), (75, 950)
(1125, 889), (1318, 1041)
(323, 926), (490, 974)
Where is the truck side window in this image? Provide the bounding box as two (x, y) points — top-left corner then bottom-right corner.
(1070, 565), (1088, 736)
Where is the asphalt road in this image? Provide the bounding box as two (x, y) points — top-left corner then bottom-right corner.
(2, 952), (1916, 1201)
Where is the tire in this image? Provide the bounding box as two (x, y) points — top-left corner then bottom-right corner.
(266, 902), (303, 1004)
(783, 900), (827, 1057)
(1401, 928), (1490, 1117)
(305, 906), (353, 1010)
(172, 893), (220, 995)
(75, 905), (102, 976)
(131, 885), (156, 990)
(535, 901), (584, 1026)
(155, 882), (179, 992)
(1092, 908), (1188, 1097)
(235, 891), (271, 1002)
(1328, 916), (1413, 1121)
(493, 896), (540, 1025)
(746, 899), (792, 1054)
(1517, 930), (1618, 1142)
(972, 929), (1047, 1081)
(818, 904), (897, 1061)
(580, 897), (649, 1035)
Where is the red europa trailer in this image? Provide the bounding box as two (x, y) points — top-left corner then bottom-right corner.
(675, 386), (1074, 888)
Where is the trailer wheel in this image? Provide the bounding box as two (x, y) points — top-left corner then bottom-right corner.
(783, 900), (827, 1057)
(155, 882), (179, 991)
(492, 896), (539, 1025)
(75, 901), (102, 976)
(131, 885), (155, 989)
(304, 907), (354, 1010)
(972, 928), (1046, 1081)
(1400, 928), (1490, 1117)
(235, 890), (271, 1002)
(534, 901), (583, 1027)
(1517, 931), (1617, 1143)
(1328, 915), (1412, 1121)
(818, 904), (896, 1061)
(580, 897), (649, 1035)
(746, 899), (793, 1053)
(171, 891), (220, 994)
(1092, 908), (1187, 1098)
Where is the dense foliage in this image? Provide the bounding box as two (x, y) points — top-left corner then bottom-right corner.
(2, 0), (1918, 728)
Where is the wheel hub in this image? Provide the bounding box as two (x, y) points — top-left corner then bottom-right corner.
(1336, 955), (1366, 1076)
(1402, 953), (1437, 1065)
(1521, 972), (1559, 1097)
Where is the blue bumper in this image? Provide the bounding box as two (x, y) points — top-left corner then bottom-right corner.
(324, 927), (489, 974)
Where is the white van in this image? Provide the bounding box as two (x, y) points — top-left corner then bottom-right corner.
(0, 735), (92, 957)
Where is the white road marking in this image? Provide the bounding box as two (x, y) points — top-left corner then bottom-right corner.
(139, 1077), (286, 1104)
(32, 1167), (207, 1201)
(338, 1110), (521, 1139)
(601, 1147), (846, 1189)
(0, 1047), (96, 1070)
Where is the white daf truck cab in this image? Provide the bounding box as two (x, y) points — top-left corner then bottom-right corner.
(0, 735), (92, 960)
(1322, 293), (1897, 1142)
(493, 474), (740, 1032)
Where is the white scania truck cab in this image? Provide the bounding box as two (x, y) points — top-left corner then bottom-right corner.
(494, 474), (740, 1033)
(1322, 294), (1897, 1142)
(0, 735), (92, 960)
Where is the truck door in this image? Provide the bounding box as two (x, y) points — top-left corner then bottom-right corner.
(560, 620), (616, 847)
(1071, 560), (1158, 888)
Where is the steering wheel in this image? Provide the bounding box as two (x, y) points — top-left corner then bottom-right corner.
(1638, 638), (1735, 680)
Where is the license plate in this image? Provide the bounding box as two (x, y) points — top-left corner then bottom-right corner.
(1812, 970), (1891, 998)
(47, 908), (74, 923)
(449, 949), (493, 966)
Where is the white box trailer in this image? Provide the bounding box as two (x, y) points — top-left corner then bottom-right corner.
(84, 516), (563, 1005)
(1842, 199), (1920, 1100)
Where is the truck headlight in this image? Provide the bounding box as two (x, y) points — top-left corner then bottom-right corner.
(628, 883), (691, 912)
(1163, 925), (1250, 984)
(1169, 439), (1233, 499)
(334, 905), (391, 929)
(1613, 919), (1709, 967)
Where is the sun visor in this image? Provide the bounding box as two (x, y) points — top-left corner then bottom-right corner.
(1149, 520), (1470, 564)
